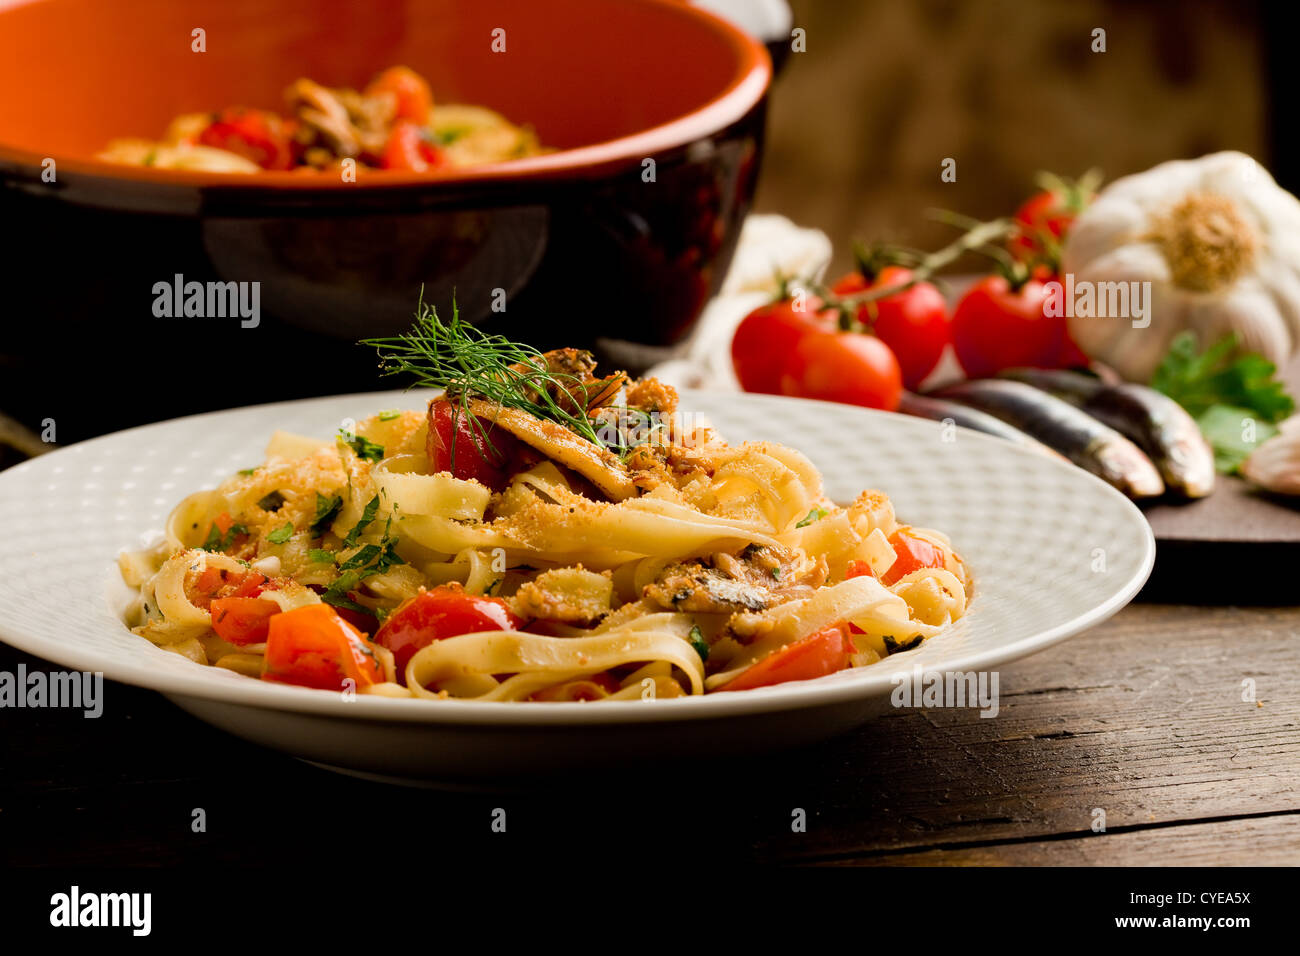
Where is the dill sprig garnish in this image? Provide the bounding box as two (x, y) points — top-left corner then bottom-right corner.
(360, 296), (606, 453)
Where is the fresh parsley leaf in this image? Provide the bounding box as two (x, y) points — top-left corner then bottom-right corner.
(1152, 332), (1295, 422)
(377, 409), (402, 421)
(339, 543), (383, 570)
(267, 522), (294, 544)
(343, 495), (380, 547)
(428, 126), (469, 146)
(688, 624), (709, 662)
(340, 430), (385, 462)
(308, 549), (336, 564)
(238, 467), (258, 476)
(376, 538), (406, 573)
(200, 524), (222, 552)
(322, 522), (406, 612)
(321, 583), (371, 615)
(769, 566), (782, 580)
(1195, 404), (1280, 473)
(1151, 333), (1295, 474)
(310, 493), (344, 536)
(796, 507), (828, 529)
(201, 520), (248, 553)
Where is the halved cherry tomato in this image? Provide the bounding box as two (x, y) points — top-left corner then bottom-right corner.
(882, 530), (944, 586)
(832, 266), (949, 389)
(731, 297), (834, 395)
(950, 274), (1061, 379)
(779, 328), (903, 411)
(375, 583), (521, 682)
(426, 399), (522, 490)
(198, 108), (296, 170)
(380, 119), (444, 171)
(263, 604), (384, 691)
(719, 623), (853, 692)
(210, 597), (281, 645)
(365, 66), (434, 124)
(845, 559), (875, 579)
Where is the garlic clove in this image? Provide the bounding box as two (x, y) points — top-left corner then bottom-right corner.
(1241, 416), (1300, 495)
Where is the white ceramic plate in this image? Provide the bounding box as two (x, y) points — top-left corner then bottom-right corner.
(0, 390), (1153, 784)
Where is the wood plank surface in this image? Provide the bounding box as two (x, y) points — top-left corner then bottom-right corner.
(755, 604), (1300, 864)
(830, 814), (1300, 866)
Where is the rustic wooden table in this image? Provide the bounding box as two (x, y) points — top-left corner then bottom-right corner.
(3, 601), (1295, 866)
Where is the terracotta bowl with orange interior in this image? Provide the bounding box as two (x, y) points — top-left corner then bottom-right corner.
(0, 0), (769, 441)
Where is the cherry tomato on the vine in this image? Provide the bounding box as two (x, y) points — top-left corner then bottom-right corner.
(779, 327), (903, 412)
(832, 266), (949, 389)
(950, 274), (1063, 379)
(731, 296), (834, 394)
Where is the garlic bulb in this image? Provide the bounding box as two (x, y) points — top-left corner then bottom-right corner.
(1061, 152), (1300, 382)
(1241, 415), (1300, 495)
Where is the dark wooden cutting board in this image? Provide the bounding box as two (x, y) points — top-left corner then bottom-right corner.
(1139, 354), (1300, 602)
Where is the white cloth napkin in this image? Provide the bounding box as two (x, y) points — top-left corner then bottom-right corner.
(647, 214), (833, 390)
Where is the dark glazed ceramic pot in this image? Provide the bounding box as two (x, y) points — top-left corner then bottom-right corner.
(0, 0), (770, 440)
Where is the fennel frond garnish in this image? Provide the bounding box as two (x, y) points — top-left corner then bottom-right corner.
(360, 297), (608, 449)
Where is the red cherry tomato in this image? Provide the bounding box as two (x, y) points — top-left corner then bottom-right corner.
(263, 604), (385, 691)
(731, 297), (834, 394)
(1009, 187), (1092, 266)
(832, 266), (949, 389)
(375, 584), (521, 682)
(882, 530), (944, 586)
(718, 624), (853, 692)
(186, 563), (266, 609)
(845, 559), (875, 579)
(779, 329), (903, 412)
(426, 399), (523, 491)
(951, 274), (1063, 379)
(380, 119), (444, 171)
(210, 597), (281, 645)
(365, 66), (434, 124)
(198, 108), (296, 170)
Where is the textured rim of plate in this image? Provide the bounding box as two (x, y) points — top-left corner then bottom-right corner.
(0, 389), (1155, 726)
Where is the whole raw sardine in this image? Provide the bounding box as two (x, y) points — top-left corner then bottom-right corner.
(997, 368), (1214, 498)
(929, 379), (1166, 499)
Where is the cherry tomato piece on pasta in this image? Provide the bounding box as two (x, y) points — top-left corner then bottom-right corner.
(365, 66), (434, 124)
(845, 559), (875, 579)
(426, 399), (523, 491)
(380, 120), (445, 171)
(263, 604), (385, 691)
(197, 108), (296, 170)
(210, 597), (281, 645)
(375, 584), (521, 682)
(718, 624), (853, 692)
(882, 530), (944, 586)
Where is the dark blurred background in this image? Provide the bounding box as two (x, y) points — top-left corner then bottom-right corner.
(751, 0), (1276, 276)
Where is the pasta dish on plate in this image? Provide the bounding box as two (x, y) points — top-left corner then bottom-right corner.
(119, 304), (969, 702)
(99, 66), (544, 174)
